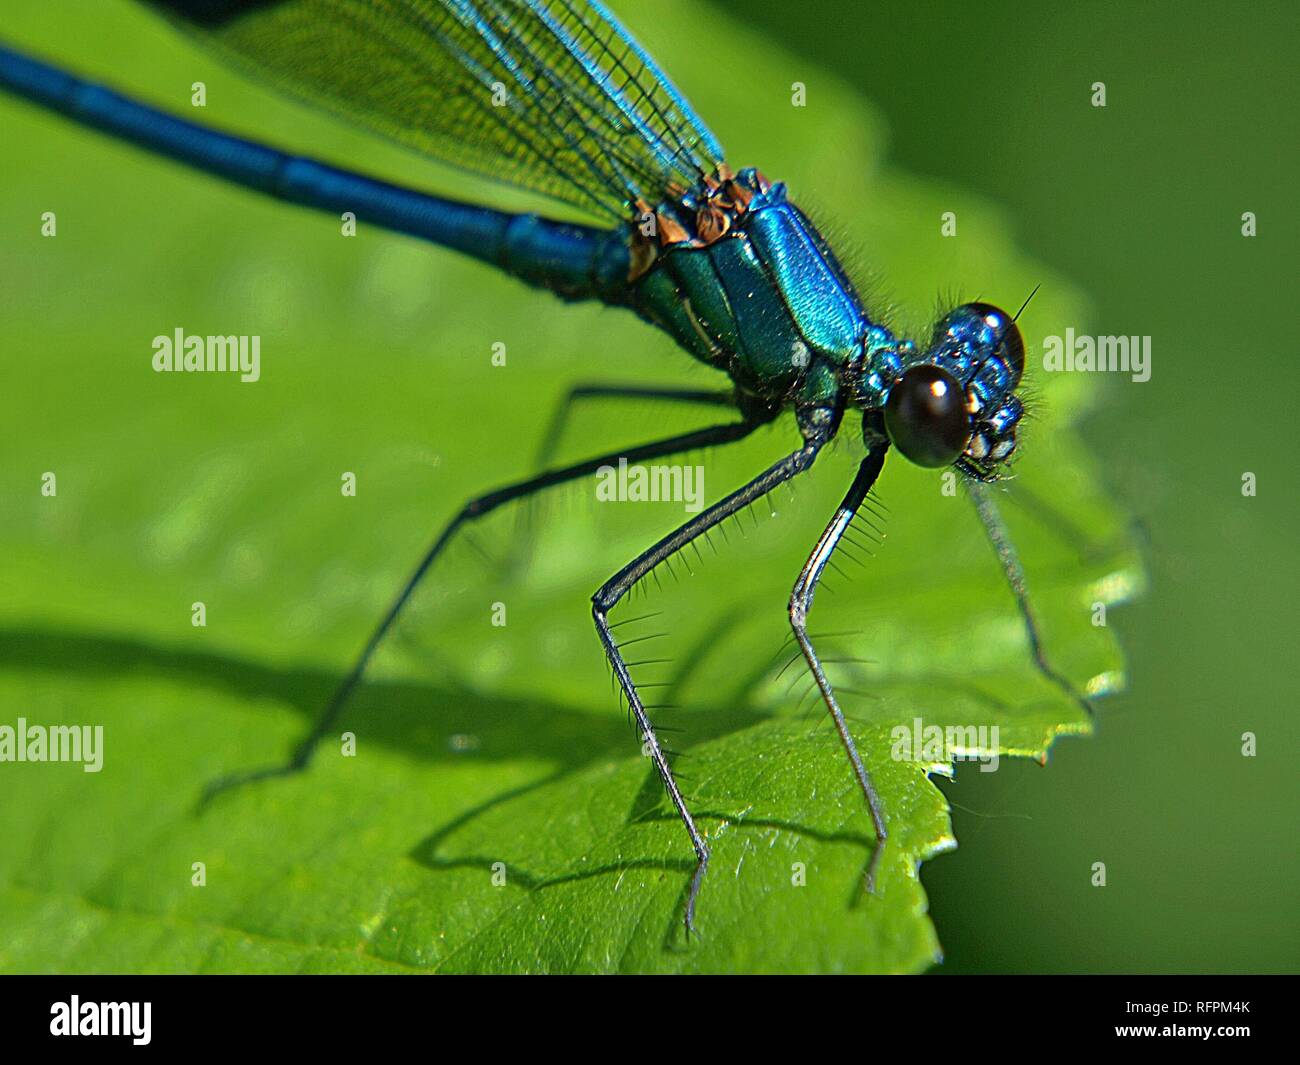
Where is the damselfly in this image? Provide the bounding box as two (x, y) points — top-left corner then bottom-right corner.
(0, 0), (1090, 932)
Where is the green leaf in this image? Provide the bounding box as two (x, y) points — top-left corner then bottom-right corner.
(0, 0), (1139, 973)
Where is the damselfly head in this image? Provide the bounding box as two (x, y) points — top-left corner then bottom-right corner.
(881, 302), (1026, 481)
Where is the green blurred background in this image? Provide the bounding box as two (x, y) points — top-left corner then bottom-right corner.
(708, 0), (1297, 971)
(1, 1), (1294, 972)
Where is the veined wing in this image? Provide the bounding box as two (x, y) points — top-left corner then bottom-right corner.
(145, 0), (726, 222)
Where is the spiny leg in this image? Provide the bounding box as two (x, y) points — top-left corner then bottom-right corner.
(965, 479), (1095, 718)
(511, 383), (739, 573)
(534, 383), (739, 471)
(788, 448), (890, 894)
(201, 418), (761, 805)
(592, 430), (830, 933)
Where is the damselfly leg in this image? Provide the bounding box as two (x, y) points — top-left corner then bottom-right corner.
(966, 480), (1095, 718)
(535, 384), (740, 470)
(591, 427), (830, 933)
(788, 449), (891, 893)
(508, 384), (741, 575)
(200, 418), (762, 806)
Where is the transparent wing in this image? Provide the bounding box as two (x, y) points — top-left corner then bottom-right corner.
(147, 0), (726, 221)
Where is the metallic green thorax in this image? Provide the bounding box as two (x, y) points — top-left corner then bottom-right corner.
(629, 170), (869, 411)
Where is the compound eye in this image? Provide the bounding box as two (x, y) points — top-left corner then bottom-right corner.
(884, 365), (969, 467)
(962, 302), (1025, 387)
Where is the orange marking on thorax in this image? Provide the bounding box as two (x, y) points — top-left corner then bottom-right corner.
(626, 164), (759, 281)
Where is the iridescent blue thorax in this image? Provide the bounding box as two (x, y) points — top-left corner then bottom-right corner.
(626, 167), (1026, 478)
(628, 168), (870, 411)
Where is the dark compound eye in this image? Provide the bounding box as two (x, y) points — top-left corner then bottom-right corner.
(961, 302), (1025, 388)
(884, 365), (970, 467)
